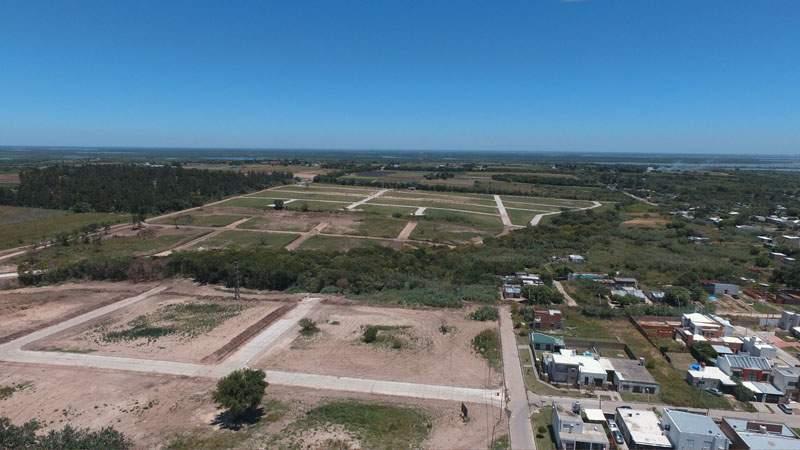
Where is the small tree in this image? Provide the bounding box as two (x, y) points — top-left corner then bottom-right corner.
(273, 199), (285, 210)
(363, 326), (379, 343)
(213, 369), (268, 421)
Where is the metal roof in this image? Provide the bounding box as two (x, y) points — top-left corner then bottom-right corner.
(720, 354), (772, 370)
(664, 409), (724, 437)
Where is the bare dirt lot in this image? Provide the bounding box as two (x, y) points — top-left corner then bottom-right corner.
(0, 363), (505, 449)
(240, 210), (359, 233)
(26, 291), (292, 364)
(255, 303), (503, 388)
(0, 282), (154, 343)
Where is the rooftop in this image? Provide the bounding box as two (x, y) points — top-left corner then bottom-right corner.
(664, 409), (724, 437)
(550, 350), (607, 377)
(555, 408), (608, 445)
(775, 366), (800, 378)
(720, 354), (772, 371)
(616, 409), (672, 448)
(723, 418), (800, 450)
(687, 366), (736, 386)
(608, 358), (657, 384)
(583, 408), (605, 423)
(742, 381), (783, 396)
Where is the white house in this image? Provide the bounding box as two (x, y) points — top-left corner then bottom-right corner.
(615, 408), (672, 449)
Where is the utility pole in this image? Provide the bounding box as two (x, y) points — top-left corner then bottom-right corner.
(234, 260), (241, 301)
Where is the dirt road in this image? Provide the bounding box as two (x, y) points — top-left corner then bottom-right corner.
(285, 222), (329, 250)
(553, 281), (578, 307)
(499, 306), (536, 450)
(396, 221), (418, 240)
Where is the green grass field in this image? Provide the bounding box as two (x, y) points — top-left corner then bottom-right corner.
(411, 209), (503, 243)
(216, 197), (278, 209)
(248, 191), (366, 203)
(21, 231), (203, 267)
(192, 230), (299, 250)
(296, 400), (431, 449)
(0, 205), (126, 250)
(298, 235), (391, 252)
(238, 215), (318, 232)
(358, 204), (418, 216)
(348, 214), (411, 238)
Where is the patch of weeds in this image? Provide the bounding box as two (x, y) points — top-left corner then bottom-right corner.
(469, 306), (499, 321)
(0, 381), (32, 400)
(361, 324), (413, 349)
(298, 400), (431, 450)
(472, 329), (502, 369)
(491, 435), (510, 450)
(103, 302), (246, 343)
(439, 321), (455, 334)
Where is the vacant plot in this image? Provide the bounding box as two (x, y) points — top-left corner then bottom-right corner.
(0, 361), (505, 449)
(256, 303), (503, 388)
(272, 183), (378, 195)
(240, 210), (343, 232)
(191, 230), (299, 250)
(249, 191), (367, 203)
(0, 282), (151, 343)
(297, 235), (395, 252)
(0, 205), (126, 250)
(411, 209), (503, 244)
(152, 213), (249, 228)
(215, 197), (279, 209)
(358, 203), (419, 216)
(27, 293), (288, 363)
(346, 214), (411, 238)
(18, 227), (204, 267)
(622, 214), (670, 228)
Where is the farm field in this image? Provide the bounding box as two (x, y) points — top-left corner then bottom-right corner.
(0, 205), (126, 250)
(255, 303), (503, 388)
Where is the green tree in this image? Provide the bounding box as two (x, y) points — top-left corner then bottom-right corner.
(273, 199), (285, 210)
(213, 369), (268, 420)
(664, 286), (692, 307)
(299, 318), (319, 335)
(524, 285), (563, 305)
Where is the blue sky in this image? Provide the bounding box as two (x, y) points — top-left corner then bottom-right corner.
(1, 0), (798, 153)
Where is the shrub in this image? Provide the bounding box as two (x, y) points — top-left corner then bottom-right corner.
(299, 318), (319, 336)
(363, 326), (379, 343)
(469, 306), (499, 321)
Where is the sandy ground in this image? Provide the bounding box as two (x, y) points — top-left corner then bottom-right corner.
(0, 282), (153, 342)
(255, 303), (503, 388)
(26, 292), (290, 363)
(0, 362), (505, 449)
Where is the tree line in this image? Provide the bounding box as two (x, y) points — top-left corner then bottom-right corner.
(0, 164), (293, 214)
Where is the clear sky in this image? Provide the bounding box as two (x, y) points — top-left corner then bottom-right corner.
(1, 0), (798, 154)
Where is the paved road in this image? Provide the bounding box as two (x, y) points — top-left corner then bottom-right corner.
(494, 195), (513, 227)
(499, 306), (536, 450)
(0, 285), (502, 405)
(529, 201), (602, 226)
(553, 281), (578, 307)
(346, 188), (390, 210)
(396, 221), (418, 240)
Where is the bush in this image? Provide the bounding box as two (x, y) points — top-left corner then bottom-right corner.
(0, 417), (130, 449)
(299, 318), (319, 336)
(469, 306), (499, 321)
(363, 326), (379, 343)
(472, 329), (502, 369)
(213, 369), (268, 420)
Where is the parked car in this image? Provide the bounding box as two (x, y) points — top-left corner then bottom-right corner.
(705, 387), (723, 397)
(612, 430), (624, 445)
(607, 419), (618, 431)
(779, 403), (794, 414)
